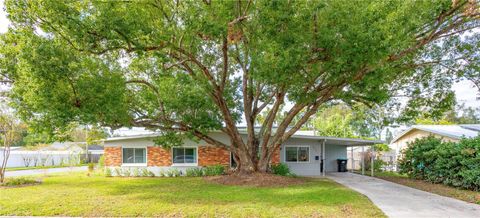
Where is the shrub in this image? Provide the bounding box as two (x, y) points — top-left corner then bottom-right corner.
(1, 177), (40, 187)
(140, 168), (150, 177)
(158, 169), (165, 177)
(164, 169), (181, 177)
(132, 168), (141, 177)
(271, 163), (291, 176)
(97, 155), (105, 168)
(88, 163), (95, 172)
(186, 168), (204, 177)
(114, 168), (122, 177)
(398, 135), (480, 191)
(105, 168), (112, 177)
(361, 158), (387, 172)
(122, 168), (131, 177)
(147, 170), (155, 177)
(204, 165), (225, 176)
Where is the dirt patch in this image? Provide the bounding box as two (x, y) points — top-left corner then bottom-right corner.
(204, 173), (305, 187)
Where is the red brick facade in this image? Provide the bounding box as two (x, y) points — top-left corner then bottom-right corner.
(104, 147), (122, 166)
(147, 146), (172, 166)
(198, 145), (230, 167)
(104, 145), (232, 167)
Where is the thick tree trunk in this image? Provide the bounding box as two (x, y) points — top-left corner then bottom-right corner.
(236, 150), (257, 174)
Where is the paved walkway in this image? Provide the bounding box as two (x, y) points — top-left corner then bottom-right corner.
(5, 166), (88, 177)
(326, 173), (480, 218)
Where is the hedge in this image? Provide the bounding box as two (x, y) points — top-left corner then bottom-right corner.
(398, 135), (480, 191)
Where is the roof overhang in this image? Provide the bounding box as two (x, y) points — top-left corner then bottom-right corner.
(104, 132), (383, 145)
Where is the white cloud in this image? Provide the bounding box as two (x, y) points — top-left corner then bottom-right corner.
(452, 80), (479, 108)
(0, 0), (8, 33)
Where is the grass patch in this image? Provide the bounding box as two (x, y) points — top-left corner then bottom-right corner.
(363, 171), (480, 205)
(0, 172), (385, 217)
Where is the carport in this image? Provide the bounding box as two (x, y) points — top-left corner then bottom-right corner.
(317, 136), (383, 177)
(281, 135), (382, 176)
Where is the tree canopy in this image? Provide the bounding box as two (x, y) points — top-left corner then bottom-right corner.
(0, 0), (478, 173)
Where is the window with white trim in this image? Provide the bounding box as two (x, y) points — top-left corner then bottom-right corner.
(172, 147), (197, 164)
(122, 148), (146, 164)
(285, 146), (309, 162)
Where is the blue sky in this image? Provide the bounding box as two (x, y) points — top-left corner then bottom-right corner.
(0, 1), (478, 108)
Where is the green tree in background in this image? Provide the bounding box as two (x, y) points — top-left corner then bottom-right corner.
(314, 104), (355, 138)
(415, 103), (480, 124)
(0, 0), (478, 174)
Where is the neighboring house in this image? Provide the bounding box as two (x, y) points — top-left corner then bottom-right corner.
(103, 130), (381, 176)
(87, 145), (104, 163)
(389, 124), (480, 153)
(0, 142), (85, 168)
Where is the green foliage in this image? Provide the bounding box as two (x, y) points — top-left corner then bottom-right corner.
(0, 0), (478, 171)
(185, 168), (204, 177)
(362, 159), (387, 172)
(104, 168), (112, 177)
(398, 136), (480, 191)
(374, 144), (391, 152)
(314, 104), (356, 138)
(0, 173), (385, 217)
(314, 103), (399, 139)
(0, 1), (474, 133)
(415, 118), (455, 125)
(203, 165), (225, 176)
(97, 155), (105, 168)
(270, 163), (291, 176)
(140, 168), (155, 177)
(132, 168), (141, 177)
(88, 163), (95, 172)
(1, 177), (40, 187)
(168, 169), (181, 177)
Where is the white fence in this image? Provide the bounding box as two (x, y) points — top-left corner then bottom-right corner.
(0, 150), (82, 168)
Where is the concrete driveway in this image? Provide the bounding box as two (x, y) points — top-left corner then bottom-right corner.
(5, 166), (87, 177)
(327, 173), (480, 218)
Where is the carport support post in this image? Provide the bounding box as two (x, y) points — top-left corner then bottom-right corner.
(371, 144), (375, 177)
(350, 146), (354, 173)
(361, 146), (365, 175)
(322, 139), (326, 177)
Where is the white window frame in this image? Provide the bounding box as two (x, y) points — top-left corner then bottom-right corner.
(171, 146), (198, 167)
(121, 146), (147, 167)
(285, 145), (310, 163)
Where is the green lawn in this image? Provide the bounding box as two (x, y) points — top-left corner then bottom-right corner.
(0, 172), (384, 217)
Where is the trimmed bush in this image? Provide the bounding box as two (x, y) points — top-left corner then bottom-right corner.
(271, 163), (291, 176)
(186, 168), (204, 177)
(204, 165), (225, 176)
(97, 155), (105, 168)
(398, 135), (480, 191)
(105, 168), (112, 177)
(88, 163), (95, 172)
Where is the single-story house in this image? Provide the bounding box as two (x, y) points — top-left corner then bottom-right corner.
(0, 142), (85, 168)
(389, 124), (480, 154)
(103, 130), (381, 176)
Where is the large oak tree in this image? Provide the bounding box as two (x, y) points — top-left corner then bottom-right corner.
(0, 0), (479, 173)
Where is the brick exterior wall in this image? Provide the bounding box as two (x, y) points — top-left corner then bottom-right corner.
(104, 147), (122, 166)
(147, 146), (172, 166)
(198, 145), (230, 167)
(271, 146), (281, 164)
